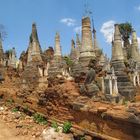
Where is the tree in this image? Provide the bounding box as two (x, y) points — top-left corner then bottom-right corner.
(0, 24), (7, 41)
(63, 56), (74, 67)
(119, 22), (132, 48)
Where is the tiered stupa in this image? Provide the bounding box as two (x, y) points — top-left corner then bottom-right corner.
(76, 34), (81, 60)
(48, 32), (64, 76)
(0, 34), (4, 65)
(70, 39), (77, 61)
(111, 24), (135, 100)
(27, 23), (42, 65)
(71, 16), (95, 77)
(130, 30), (140, 69)
(79, 16), (95, 60)
(9, 47), (17, 68)
(21, 23), (45, 88)
(93, 27), (101, 57)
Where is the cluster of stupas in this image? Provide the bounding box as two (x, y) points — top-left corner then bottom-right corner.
(0, 14), (140, 103)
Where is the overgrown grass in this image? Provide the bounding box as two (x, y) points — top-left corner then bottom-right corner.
(122, 99), (128, 106)
(11, 107), (19, 112)
(62, 121), (72, 133)
(6, 98), (14, 105)
(51, 121), (59, 132)
(33, 113), (47, 125)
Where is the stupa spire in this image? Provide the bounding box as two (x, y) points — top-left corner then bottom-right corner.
(54, 32), (62, 57)
(70, 39), (77, 60)
(80, 16), (95, 57)
(112, 24), (124, 61)
(131, 30), (140, 61)
(27, 23), (42, 64)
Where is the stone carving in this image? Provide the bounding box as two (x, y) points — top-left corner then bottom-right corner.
(85, 67), (96, 84)
(80, 59), (99, 97)
(103, 67), (118, 95)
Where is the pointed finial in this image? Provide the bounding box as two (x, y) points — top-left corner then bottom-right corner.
(84, 0), (92, 17)
(71, 39), (75, 48)
(92, 17), (96, 34)
(0, 33), (2, 41)
(111, 33), (114, 44)
(76, 34), (80, 41)
(56, 32), (60, 37)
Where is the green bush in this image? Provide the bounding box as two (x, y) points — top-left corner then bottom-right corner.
(12, 107), (18, 112)
(122, 99), (128, 106)
(51, 121), (59, 132)
(24, 105), (29, 112)
(33, 113), (47, 125)
(62, 121), (72, 133)
(63, 56), (74, 67)
(7, 98), (14, 105)
(80, 136), (85, 140)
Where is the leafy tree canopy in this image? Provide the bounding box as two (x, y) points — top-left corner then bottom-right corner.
(63, 56), (73, 67)
(119, 22), (132, 41)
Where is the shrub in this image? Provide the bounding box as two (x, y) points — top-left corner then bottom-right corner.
(33, 113), (47, 125)
(122, 99), (128, 106)
(24, 105), (29, 112)
(51, 121), (59, 132)
(80, 136), (85, 140)
(62, 121), (72, 133)
(7, 98), (14, 105)
(12, 107), (18, 112)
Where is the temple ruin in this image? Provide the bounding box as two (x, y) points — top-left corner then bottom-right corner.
(0, 13), (140, 140)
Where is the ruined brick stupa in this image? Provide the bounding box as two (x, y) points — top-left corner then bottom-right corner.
(21, 23), (45, 88)
(27, 23), (43, 66)
(48, 32), (64, 76)
(0, 35), (4, 65)
(72, 16), (96, 77)
(79, 16), (95, 62)
(111, 24), (135, 100)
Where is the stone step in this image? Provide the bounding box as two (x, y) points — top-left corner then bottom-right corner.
(118, 84), (134, 87)
(117, 79), (130, 82)
(119, 89), (135, 93)
(118, 88), (135, 93)
(119, 91), (135, 97)
(117, 82), (133, 86)
(119, 88), (134, 92)
(118, 87), (134, 91)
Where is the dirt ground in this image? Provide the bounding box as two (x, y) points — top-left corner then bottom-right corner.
(0, 120), (28, 140)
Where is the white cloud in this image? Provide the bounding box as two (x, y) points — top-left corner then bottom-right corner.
(73, 26), (82, 33)
(60, 18), (76, 27)
(136, 5), (140, 11)
(100, 20), (116, 44)
(138, 37), (140, 47)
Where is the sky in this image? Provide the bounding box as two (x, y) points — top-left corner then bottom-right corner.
(0, 0), (140, 58)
